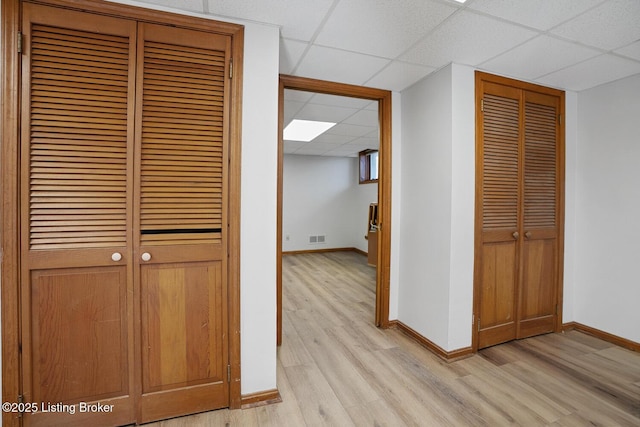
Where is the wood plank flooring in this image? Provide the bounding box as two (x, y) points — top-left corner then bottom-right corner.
(147, 251), (640, 426)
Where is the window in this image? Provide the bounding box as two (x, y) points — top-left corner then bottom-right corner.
(359, 149), (379, 184)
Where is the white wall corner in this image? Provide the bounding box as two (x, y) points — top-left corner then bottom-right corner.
(239, 22), (280, 395)
(562, 90), (578, 323)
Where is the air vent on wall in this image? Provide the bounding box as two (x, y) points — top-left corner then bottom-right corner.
(308, 235), (326, 244)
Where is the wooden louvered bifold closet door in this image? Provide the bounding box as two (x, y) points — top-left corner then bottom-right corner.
(21, 4), (232, 426)
(20, 4), (137, 426)
(519, 91), (560, 339)
(136, 23), (230, 424)
(477, 82), (521, 349)
(476, 73), (563, 350)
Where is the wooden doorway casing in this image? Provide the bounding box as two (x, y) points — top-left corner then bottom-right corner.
(1, 1), (244, 425)
(277, 75), (392, 344)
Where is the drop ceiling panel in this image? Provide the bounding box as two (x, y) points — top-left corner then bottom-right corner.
(366, 61), (436, 92)
(314, 0), (457, 58)
(537, 54), (640, 91)
(206, 0), (335, 41)
(343, 109), (378, 127)
(308, 93), (373, 110)
(481, 35), (601, 81)
(401, 11), (538, 68)
(136, 0), (204, 12)
(296, 46), (390, 86)
(616, 41), (640, 61)
(550, 0), (640, 50)
(295, 103), (360, 123)
(280, 39), (308, 74)
(327, 123), (375, 138)
(468, 0), (604, 31)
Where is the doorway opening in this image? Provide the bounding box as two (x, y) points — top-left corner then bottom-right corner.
(277, 75), (392, 344)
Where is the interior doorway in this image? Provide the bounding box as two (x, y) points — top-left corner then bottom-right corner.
(277, 75), (392, 344)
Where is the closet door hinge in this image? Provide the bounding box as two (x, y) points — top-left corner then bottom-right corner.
(480, 98), (484, 112)
(229, 59), (233, 79)
(18, 31), (23, 54)
(227, 364), (231, 382)
(558, 114), (562, 125)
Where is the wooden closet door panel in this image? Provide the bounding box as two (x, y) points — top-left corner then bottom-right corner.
(20, 4), (136, 426)
(476, 82), (522, 348)
(518, 91), (560, 338)
(135, 23), (230, 423)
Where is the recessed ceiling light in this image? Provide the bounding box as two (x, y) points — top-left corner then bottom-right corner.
(283, 119), (337, 142)
(452, 0), (467, 3)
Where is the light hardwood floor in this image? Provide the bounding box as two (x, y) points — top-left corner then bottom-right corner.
(148, 251), (640, 426)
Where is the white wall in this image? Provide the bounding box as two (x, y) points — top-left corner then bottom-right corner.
(282, 154), (377, 253)
(239, 22), (280, 394)
(563, 91), (579, 323)
(388, 91), (403, 321)
(398, 64), (476, 351)
(399, 65), (454, 349)
(448, 64), (475, 350)
(574, 73), (640, 343)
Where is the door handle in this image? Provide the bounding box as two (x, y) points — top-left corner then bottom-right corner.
(141, 252), (152, 262)
(512, 231), (519, 240)
(111, 252), (122, 262)
(525, 231), (532, 239)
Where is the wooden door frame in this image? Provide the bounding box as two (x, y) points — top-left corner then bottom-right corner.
(472, 71), (565, 352)
(277, 75), (392, 344)
(1, 2), (244, 425)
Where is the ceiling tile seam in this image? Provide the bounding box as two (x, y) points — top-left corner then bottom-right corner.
(543, 0), (611, 33)
(532, 52), (629, 83)
(473, 30), (611, 75)
(289, 0), (342, 76)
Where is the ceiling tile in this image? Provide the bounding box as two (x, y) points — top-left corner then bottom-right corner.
(134, 0), (204, 12)
(295, 46), (390, 86)
(284, 90), (314, 103)
(308, 93), (372, 110)
(616, 41), (640, 61)
(315, 0), (457, 58)
(550, 0), (640, 50)
(294, 146), (334, 155)
(326, 123), (374, 138)
(342, 109), (378, 127)
(206, 0), (334, 40)
(283, 100), (306, 124)
(468, 0), (603, 30)
(536, 54), (640, 91)
(295, 103), (359, 123)
(481, 35), (601, 80)
(283, 141), (307, 152)
(401, 10), (537, 68)
(313, 133), (356, 144)
(280, 39), (308, 74)
(366, 61), (436, 92)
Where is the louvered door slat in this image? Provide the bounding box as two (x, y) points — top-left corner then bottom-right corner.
(524, 101), (557, 229)
(140, 36), (226, 245)
(482, 93), (520, 231)
(29, 24), (130, 250)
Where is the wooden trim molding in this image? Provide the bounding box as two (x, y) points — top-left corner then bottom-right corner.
(277, 74), (393, 346)
(240, 389), (282, 409)
(390, 321), (474, 362)
(2, 0), (22, 426)
(563, 322), (640, 353)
